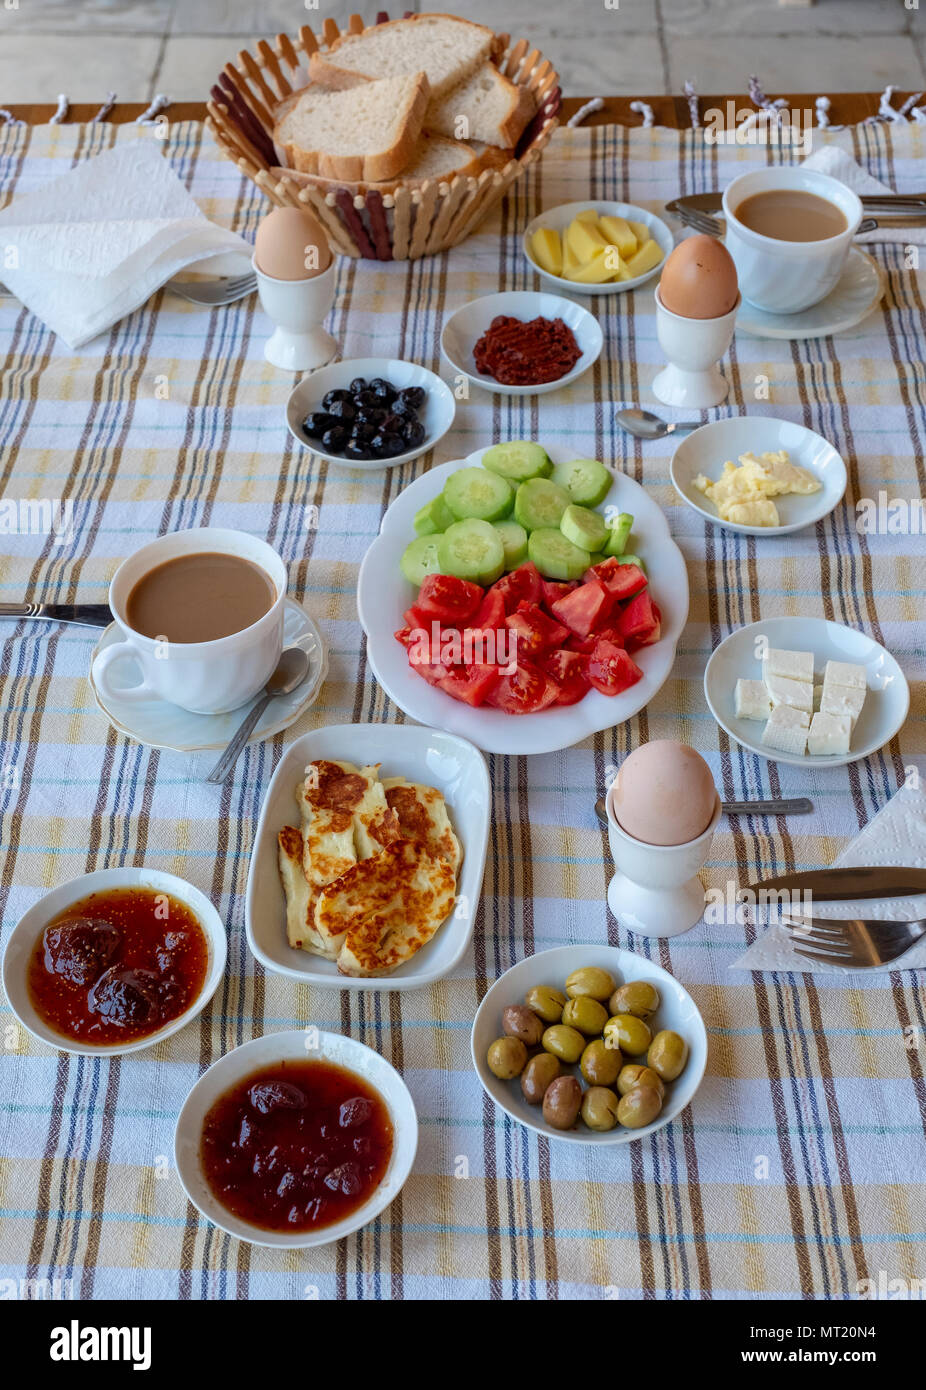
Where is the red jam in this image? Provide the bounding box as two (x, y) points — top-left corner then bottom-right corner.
(473, 314), (582, 385)
(200, 1059), (394, 1233)
(27, 886), (208, 1045)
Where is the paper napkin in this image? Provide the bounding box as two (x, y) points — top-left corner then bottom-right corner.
(803, 144), (926, 247)
(731, 780), (926, 976)
(0, 138), (253, 348)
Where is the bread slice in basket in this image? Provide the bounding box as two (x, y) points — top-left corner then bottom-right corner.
(271, 131), (483, 197)
(272, 71), (430, 182)
(428, 63), (536, 148)
(308, 12), (497, 99)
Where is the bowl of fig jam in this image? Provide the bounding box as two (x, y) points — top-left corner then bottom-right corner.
(2, 868), (226, 1055)
(174, 1030), (418, 1248)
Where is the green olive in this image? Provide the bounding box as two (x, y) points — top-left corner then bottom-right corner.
(581, 1085), (620, 1132)
(616, 1063), (665, 1099)
(541, 1023), (585, 1064)
(617, 1084), (663, 1129)
(520, 1051), (561, 1105)
(565, 966), (615, 1001)
(502, 1004), (544, 1047)
(603, 1013), (653, 1057)
(609, 980), (660, 1020)
(580, 1038), (622, 1086)
(487, 1036), (528, 1080)
(648, 1029), (689, 1082)
(561, 996), (608, 1036)
(524, 984), (567, 1024)
(542, 1076), (582, 1130)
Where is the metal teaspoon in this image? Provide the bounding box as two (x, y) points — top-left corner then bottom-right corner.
(594, 795), (812, 828)
(206, 648), (310, 784)
(615, 408), (703, 440)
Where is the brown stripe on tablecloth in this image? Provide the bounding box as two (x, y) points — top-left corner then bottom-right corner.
(629, 1133), (656, 1295)
(893, 977), (926, 1144)
(535, 1135), (559, 1297)
(387, 989), (405, 1299)
(880, 263), (926, 496)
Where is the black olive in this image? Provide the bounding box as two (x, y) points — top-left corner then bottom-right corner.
(351, 423), (375, 445)
(303, 411), (334, 438)
(381, 411), (404, 434)
(391, 396), (414, 418)
(381, 431), (407, 457)
(322, 388), (352, 410)
(397, 385), (426, 410)
(402, 418), (426, 448)
(321, 425), (349, 452)
(344, 440), (371, 461)
(353, 389), (379, 410)
(349, 377), (367, 394)
(327, 398), (355, 422)
(370, 378), (397, 403)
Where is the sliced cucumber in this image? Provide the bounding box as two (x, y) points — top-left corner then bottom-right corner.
(561, 503), (608, 553)
(604, 511), (633, 557)
(438, 519), (505, 586)
(616, 552), (646, 574)
(482, 440), (553, 483)
(528, 528), (591, 581)
(414, 493), (455, 537)
(401, 534), (443, 587)
(444, 467), (513, 522)
(493, 520), (529, 570)
(551, 457), (613, 507)
(514, 477), (571, 532)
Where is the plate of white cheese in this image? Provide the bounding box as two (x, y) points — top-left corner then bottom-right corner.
(704, 617), (909, 768)
(671, 417), (847, 536)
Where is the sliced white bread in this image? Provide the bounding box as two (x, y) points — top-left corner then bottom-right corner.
(273, 72), (429, 182)
(309, 13), (496, 100)
(270, 132), (482, 197)
(427, 63), (536, 148)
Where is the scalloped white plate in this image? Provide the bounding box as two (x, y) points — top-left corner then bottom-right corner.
(440, 291), (603, 397)
(522, 200), (673, 297)
(357, 445), (689, 755)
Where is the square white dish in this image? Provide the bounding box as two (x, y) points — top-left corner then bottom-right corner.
(704, 616), (909, 768)
(245, 723), (489, 990)
(670, 415), (847, 537)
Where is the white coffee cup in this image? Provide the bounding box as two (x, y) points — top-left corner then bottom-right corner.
(722, 168), (863, 315)
(91, 528), (287, 716)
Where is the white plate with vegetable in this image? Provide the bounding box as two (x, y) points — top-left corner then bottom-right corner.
(357, 441), (689, 756)
(523, 201), (672, 296)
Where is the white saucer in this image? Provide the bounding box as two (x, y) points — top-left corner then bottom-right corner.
(735, 249), (883, 340)
(704, 616), (909, 768)
(88, 599), (328, 753)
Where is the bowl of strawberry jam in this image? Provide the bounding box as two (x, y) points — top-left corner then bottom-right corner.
(174, 1030), (418, 1248)
(2, 868), (226, 1055)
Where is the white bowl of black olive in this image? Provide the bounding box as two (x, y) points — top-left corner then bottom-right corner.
(286, 357), (456, 469)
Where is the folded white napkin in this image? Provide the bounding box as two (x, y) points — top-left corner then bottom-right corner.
(0, 138), (253, 348)
(730, 781), (926, 977)
(803, 144), (926, 246)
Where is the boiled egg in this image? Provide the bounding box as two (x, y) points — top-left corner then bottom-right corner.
(658, 234), (738, 319)
(612, 741), (717, 846)
(254, 206), (331, 280)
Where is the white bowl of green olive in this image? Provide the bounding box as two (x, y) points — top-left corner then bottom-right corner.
(471, 945), (707, 1145)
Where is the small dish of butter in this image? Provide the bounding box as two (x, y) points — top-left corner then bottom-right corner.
(670, 417), (847, 537)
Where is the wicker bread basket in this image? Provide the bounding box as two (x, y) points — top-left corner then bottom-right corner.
(206, 12), (561, 261)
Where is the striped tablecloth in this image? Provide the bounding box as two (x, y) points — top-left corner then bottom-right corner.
(0, 115), (924, 1302)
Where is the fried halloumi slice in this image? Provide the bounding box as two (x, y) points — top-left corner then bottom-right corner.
(314, 839), (457, 976)
(277, 825), (338, 958)
(298, 759), (364, 891)
(383, 778), (462, 876)
(352, 762), (401, 860)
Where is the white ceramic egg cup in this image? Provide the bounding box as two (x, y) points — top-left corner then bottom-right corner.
(605, 787), (722, 937)
(652, 289), (739, 409)
(253, 255), (338, 372)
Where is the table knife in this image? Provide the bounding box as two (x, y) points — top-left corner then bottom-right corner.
(0, 602), (113, 628)
(747, 866), (926, 901)
(666, 191), (926, 215)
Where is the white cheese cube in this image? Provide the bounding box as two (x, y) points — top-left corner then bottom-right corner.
(763, 663), (814, 713)
(823, 659), (866, 691)
(762, 704), (810, 756)
(735, 678), (773, 721)
(807, 711), (852, 756)
(819, 682), (866, 728)
(764, 647), (814, 684)
(813, 683), (823, 712)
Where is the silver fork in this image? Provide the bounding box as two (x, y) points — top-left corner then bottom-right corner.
(0, 271), (256, 306)
(781, 912), (926, 969)
(670, 206), (883, 239)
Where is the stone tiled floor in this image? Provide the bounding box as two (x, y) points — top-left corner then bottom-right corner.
(0, 0), (924, 104)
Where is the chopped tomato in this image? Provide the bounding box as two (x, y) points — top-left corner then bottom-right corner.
(585, 640), (643, 697)
(539, 648), (591, 706)
(505, 602), (570, 660)
(541, 578), (578, 608)
(474, 587), (505, 630)
(416, 573), (483, 625)
(584, 557), (648, 602)
(438, 664), (501, 707)
(491, 561), (542, 614)
(403, 603), (435, 631)
(550, 580), (612, 638)
(566, 632), (597, 655)
(407, 650), (455, 685)
(485, 660), (560, 714)
(618, 590), (661, 647)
